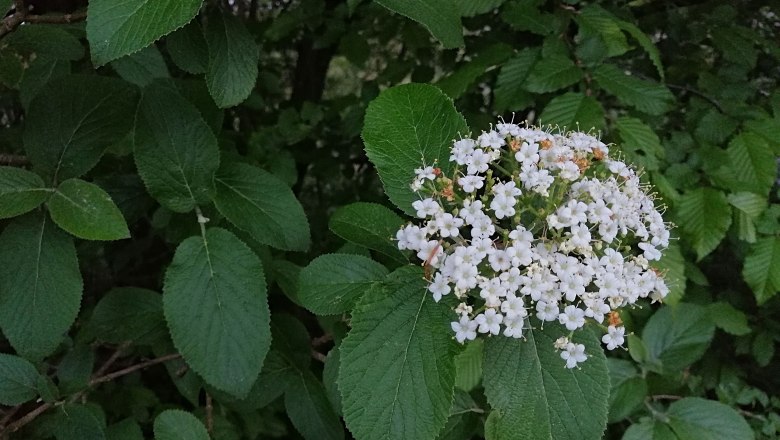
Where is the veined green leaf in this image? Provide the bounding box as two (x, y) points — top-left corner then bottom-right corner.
(539, 92), (605, 131)
(0, 353), (42, 405)
(743, 236), (780, 304)
(0, 166), (49, 219)
(47, 178), (130, 241)
(298, 253), (388, 315)
(592, 64), (674, 115)
(374, 0), (463, 48)
(641, 303), (715, 374)
(328, 202), (408, 265)
(163, 228), (271, 398)
(0, 213), (83, 360)
(205, 13), (259, 108)
(153, 409), (209, 440)
(676, 188), (731, 260)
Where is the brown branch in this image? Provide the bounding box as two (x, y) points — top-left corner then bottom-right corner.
(311, 349), (327, 363)
(0, 2), (87, 41)
(2, 353), (181, 435)
(23, 11), (87, 24)
(205, 393), (214, 434)
(92, 342), (131, 378)
(0, 154), (30, 167)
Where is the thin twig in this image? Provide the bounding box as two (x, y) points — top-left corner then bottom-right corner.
(0, 154), (29, 166)
(311, 334), (332, 347)
(311, 349), (327, 363)
(92, 342), (131, 378)
(89, 353), (181, 386)
(205, 393), (214, 434)
(0, 0), (87, 41)
(23, 11), (87, 24)
(3, 403), (52, 434)
(650, 394), (683, 401)
(666, 83), (724, 113)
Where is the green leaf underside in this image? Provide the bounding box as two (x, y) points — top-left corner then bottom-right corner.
(328, 202), (408, 265)
(676, 188), (732, 261)
(0, 166), (49, 219)
(592, 64), (674, 115)
(339, 266), (458, 440)
(214, 162), (310, 252)
(362, 83), (469, 216)
(483, 324), (609, 440)
(153, 409), (210, 440)
(284, 370), (345, 440)
(0, 353), (42, 405)
(90, 287), (166, 345)
(374, 0), (463, 48)
(166, 21), (208, 74)
(494, 48), (540, 112)
(86, 0), (203, 66)
(707, 302), (751, 336)
(163, 228), (271, 398)
(133, 81), (219, 213)
(205, 13), (260, 108)
(47, 178), (130, 241)
(298, 253), (388, 315)
(0, 213), (83, 360)
(642, 303), (715, 374)
(24, 75), (138, 183)
(743, 236), (780, 304)
(111, 44), (170, 87)
(525, 55), (583, 93)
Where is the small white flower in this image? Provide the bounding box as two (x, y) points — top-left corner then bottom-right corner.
(475, 309), (503, 335)
(428, 273), (451, 302)
(558, 305), (586, 331)
(601, 325), (625, 350)
(458, 175), (485, 193)
(451, 316), (478, 343)
(560, 342), (587, 369)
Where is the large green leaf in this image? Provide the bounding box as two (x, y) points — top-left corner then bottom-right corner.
(455, 0), (504, 17)
(0, 213), (82, 359)
(0, 353), (42, 405)
(284, 370), (345, 440)
(374, 0), (463, 48)
(728, 192), (767, 243)
(47, 178), (130, 241)
(0, 166), (49, 219)
(623, 420), (677, 440)
(607, 359), (647, 423)
(615, 117), (664, 171)
(204, 13), (259, 108)
(166, 21), (208, 74)
(153, 409), (209, 440)
(493, 48), (540, 112)
(133, 81), (219, 213)
(19, 57), (70, 109)
(592, 64), (674, 115)
(298, 253), (388, 315)
(214, 162), (310, 252)
(502, 0), (561, 35)
(641, 303), (714, 374)
(743, 236), (780, 304)
(54, 404), (107, 440)
(666, 398), (754, 440)
(90, 287), (166, 345)
(576, 5), (629, 57)
(539, 92), (605, 131)
(616, 20), (664, 80)
(524, 55), (582, 93)
(707, 302), (751, 336)
(676, 188), (732, 261)
(24, 75), (138, 183)
(328, 202), (407, 265)
(723, 132), (776, 196)
(163, 228), (271, 398)
(483, 324), (609, 440)
(87, 0), (203, 66)
(339, 267), (459, 440)
(436, 43), (513, 99)
(362, 83), (468, 216)
(111, 45), (170, 87)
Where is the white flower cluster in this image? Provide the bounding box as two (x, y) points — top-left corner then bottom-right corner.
(397, 122), (671, 368)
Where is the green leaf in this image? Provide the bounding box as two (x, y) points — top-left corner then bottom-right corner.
(374, 0), (463, 48)
(7, 26), (84, 61)
(592, 64), (674, 115)
(616, 20), (664, 80)
(362, 83), (468, 216)
(743, 236), (780, 304)
(666, 398), (754, 440)
(56, 344), (94, 394)
(323, 348), (342, 416)
(153, 409), (209, 440)
(111, 45), (170, 87)
(623, 420), (677, 440)
(502, 0), (561, 36)
(615, 116), (664, 171)
(454, 339), (483, 392)
(0, 166), (49, 219)
(752, 331), (774, 367)
(24, 75), (138, 183)
(0, 353), (42, 405)
(133, 81), (219, 213)
(483, 324), (609, 440)
(524, 55), (582, 93)
(166, 21), (208, 74)
(214, 162), (310, 252)
(607, 359), (647, 423)
(163, 228), (271, 398)
(339, 267), (459, 440)
(298, 253), (388, 315)
(19, 57), (70, 109)
(87, 0), (203, 66)
(728, 192), (767, 243)
(641, 303), (715, 374)
(707, 302), (751, 336)
(284, 371), (345, 440)
(539, 92), (605, 131)
(106, 419), (144, 440)
(676, 188), (732, 260)
(723, 132), (776, 196)
(90, 287), (166, 345)
(694, 109), (738, 145)
(455, 0), (504, 17)
(577, 5), (629, 57)
(0, 213), (82, 359)
(54, 404), (107, 440)
(651, 243), (686, 305)
(205, 13), (259, 108)
(47, 178), (130, 241)
(436, 43), (513, 99)
(494, 48), (540, 112)
(329, 202), (408, 265)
